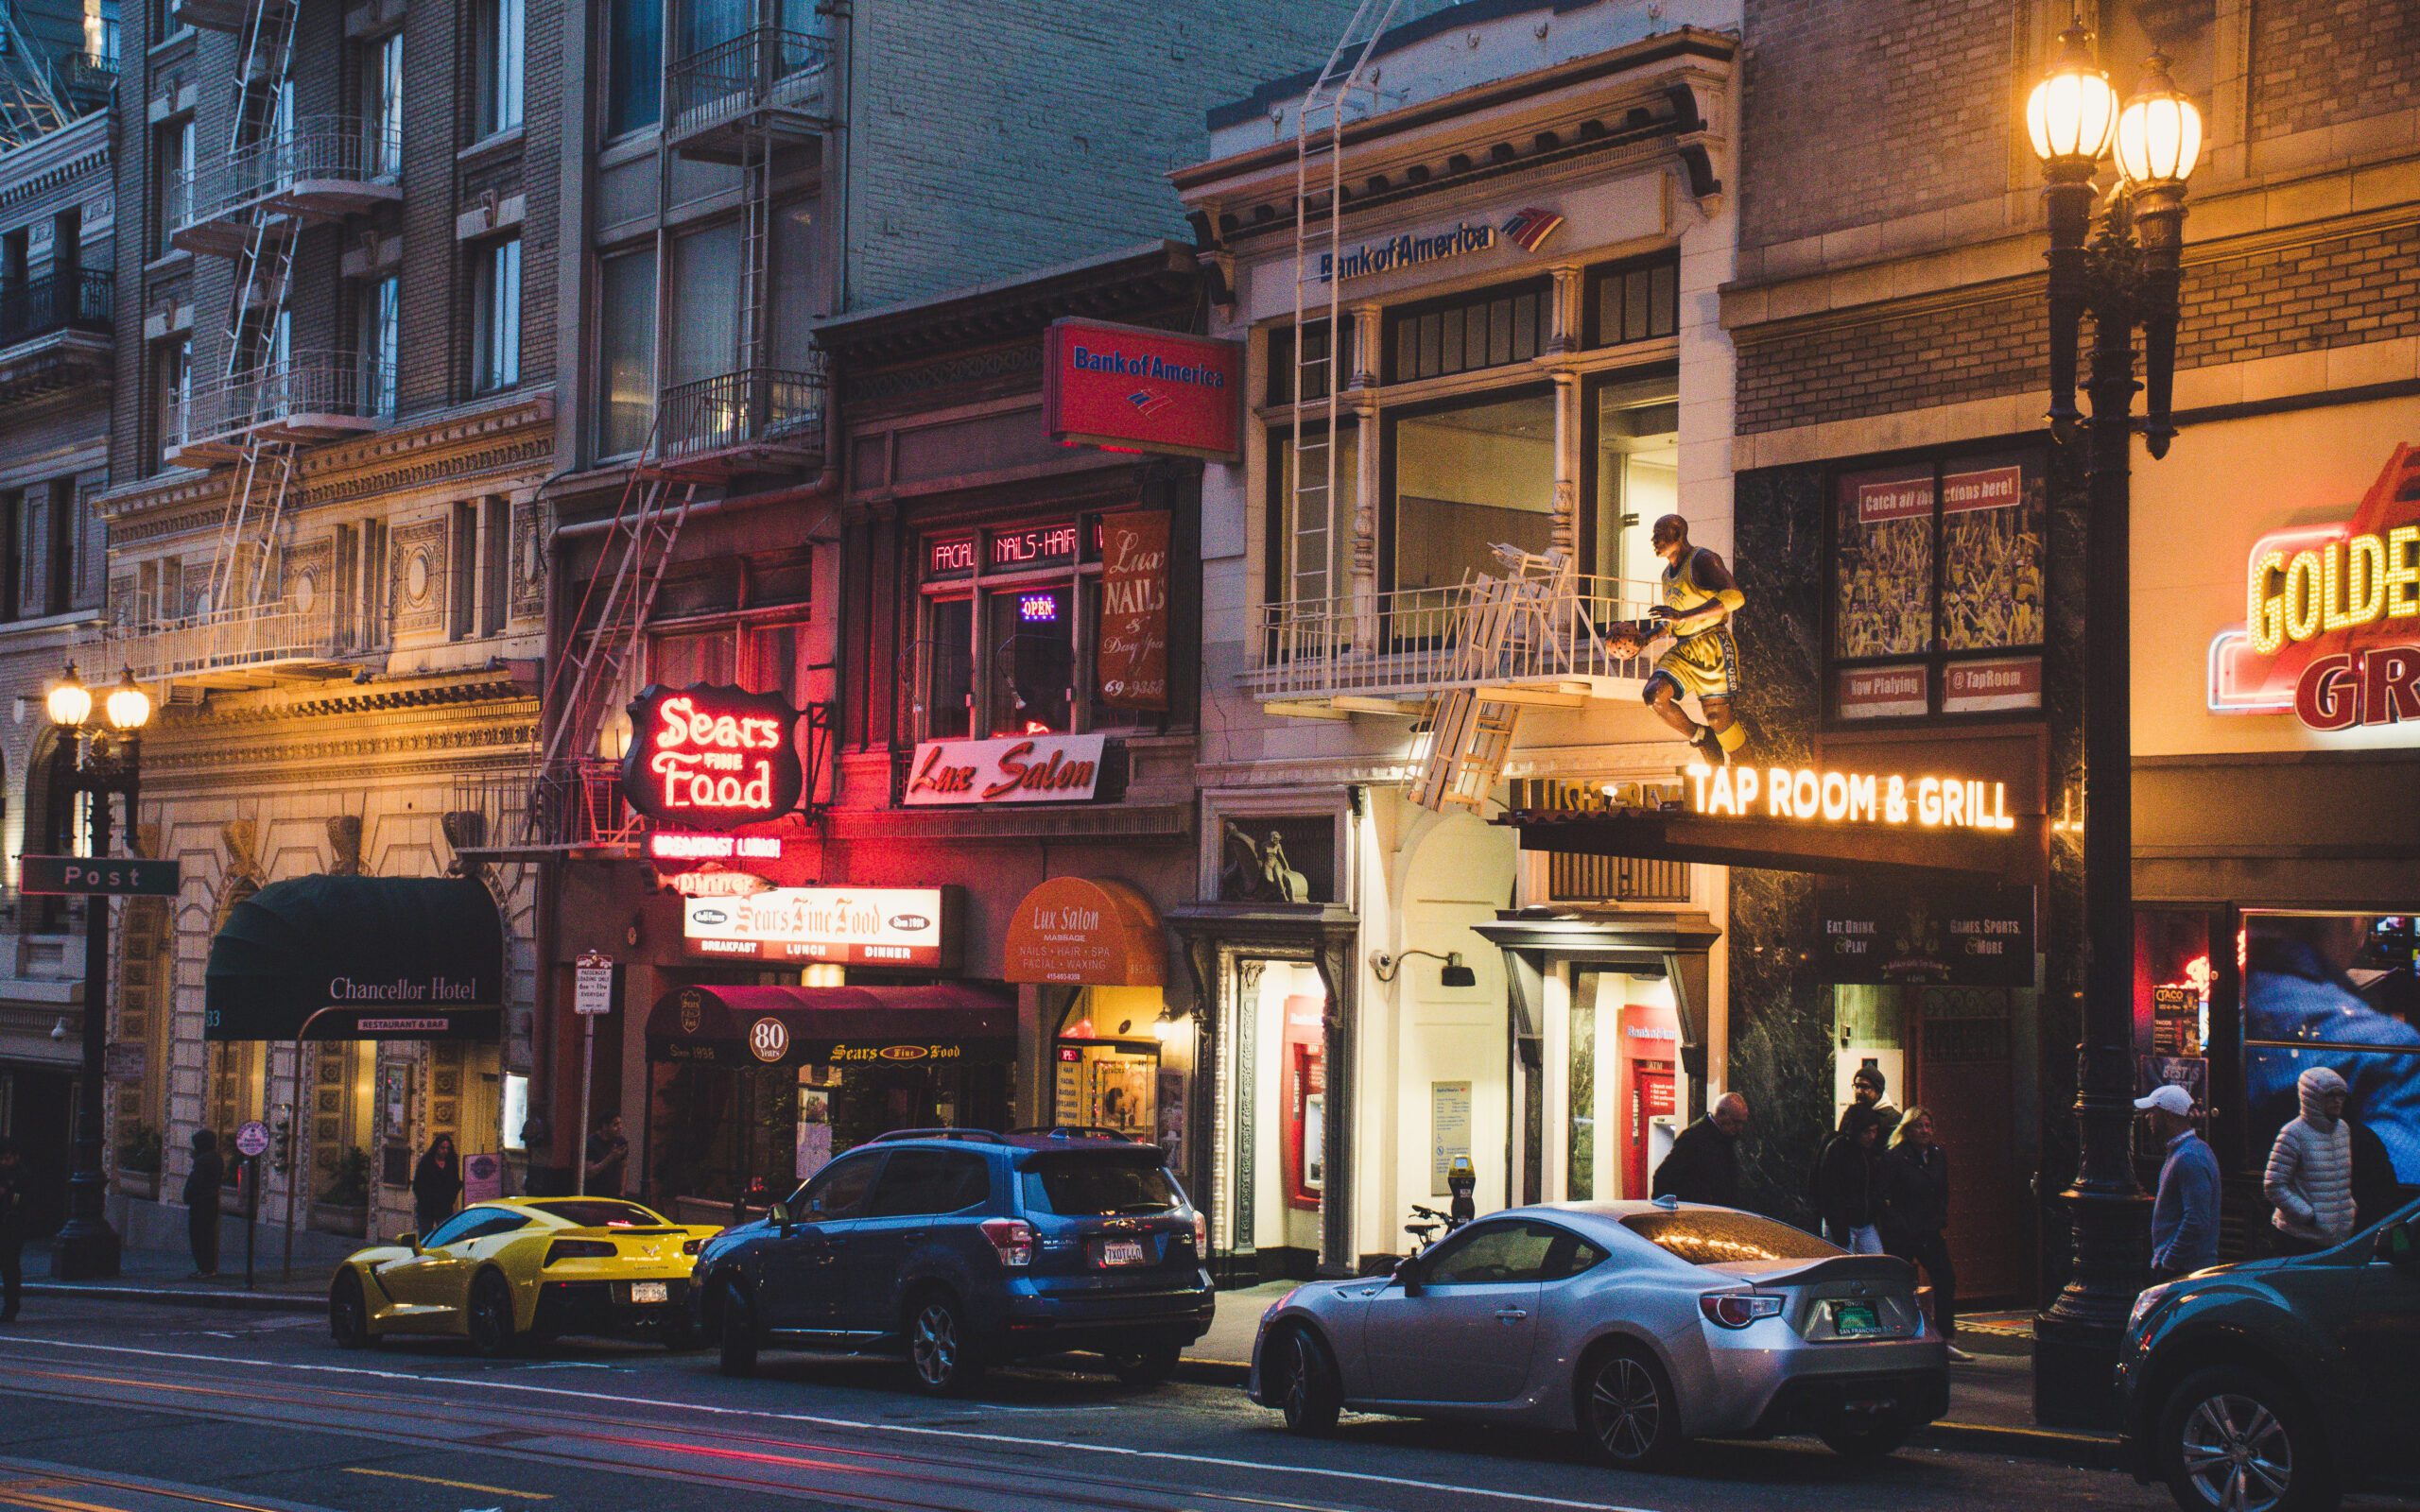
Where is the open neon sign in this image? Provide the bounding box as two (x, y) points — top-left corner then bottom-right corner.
(621, 683), (804, 831)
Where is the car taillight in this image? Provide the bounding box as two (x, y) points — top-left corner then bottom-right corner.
(545, 1239), (615, 1265)
(1191, 1211), (1208, 1252)
(1699, 1291), (1785, 1329)
(979, 1218), (1034, 1268)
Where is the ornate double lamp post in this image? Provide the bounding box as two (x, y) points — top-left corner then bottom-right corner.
(2022, 26), (2204, 1424)
(44, 662), (152, 1281)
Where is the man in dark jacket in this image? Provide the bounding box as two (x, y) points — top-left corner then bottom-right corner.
(1653, 1093), (1750, 1208)
(1881, 1107), (1966, 1359)
(1816, 1104), (1885, 1252)
(182, 1130), (224, 1279)
(0, 1136), (25, 1322)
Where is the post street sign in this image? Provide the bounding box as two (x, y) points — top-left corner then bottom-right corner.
(233, 1120), (272, 1159)
(574, 951), (615, 1015)
(19, 855), (182, 897)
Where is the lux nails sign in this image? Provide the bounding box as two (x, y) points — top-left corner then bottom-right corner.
(621, 683), (804, 830)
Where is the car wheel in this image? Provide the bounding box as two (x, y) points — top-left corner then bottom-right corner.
(906, 1292), (984, 1397)
(1107, 1342), (1182, 1386)
(1818, 1416), (1914, 1462)
(2157, 1366), (2336, 1512)
(1274, 1325), (1340, 1435)
(328, 1270), (372, 1349)
(1581, 1346), (1682, 1469)
(717, 1280), (759, 1378)
(465, 1271), (520, 1358)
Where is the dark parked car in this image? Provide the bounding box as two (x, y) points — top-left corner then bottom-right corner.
(2118, 1197), (2420, 1512)
(692, 1127), (1213, 1394)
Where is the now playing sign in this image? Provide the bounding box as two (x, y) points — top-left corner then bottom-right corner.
(21, 854), (181, 897)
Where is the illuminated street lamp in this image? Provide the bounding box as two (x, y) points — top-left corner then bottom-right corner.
(44, 662), (151, 1281)
(2024, 30), (2204, 1424)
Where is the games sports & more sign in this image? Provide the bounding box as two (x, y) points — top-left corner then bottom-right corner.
(621, 683), (804, 830)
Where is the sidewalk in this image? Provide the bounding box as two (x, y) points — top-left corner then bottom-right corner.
(18, 1236), (333, 1313)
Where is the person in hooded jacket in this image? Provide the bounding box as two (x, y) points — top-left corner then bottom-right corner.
(1816, 1103), (1886, 1254)
(2264, 1065), (2357, 1254)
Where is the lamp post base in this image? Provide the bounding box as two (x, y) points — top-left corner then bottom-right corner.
(48, 1220), (122, 1281)
(2032, 1312), (2124, 1428)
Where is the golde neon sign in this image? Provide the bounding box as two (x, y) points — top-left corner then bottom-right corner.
(1685, 763), (2017, 832)
(621, 683), (804, 831)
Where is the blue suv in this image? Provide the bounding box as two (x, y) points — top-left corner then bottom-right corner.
(692, 1127), (1214, 1394)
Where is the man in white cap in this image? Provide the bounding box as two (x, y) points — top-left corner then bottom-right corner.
(2137, 1084), (2221, 1280)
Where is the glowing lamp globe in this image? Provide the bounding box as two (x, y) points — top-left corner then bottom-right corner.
(106, 668), (153, 732)
(2114, 53), (2203, 189)
(46, 664), (92, 729)
(2026, 26), (2118, 171)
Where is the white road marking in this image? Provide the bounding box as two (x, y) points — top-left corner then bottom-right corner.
(0, 1338), (1661, 1512)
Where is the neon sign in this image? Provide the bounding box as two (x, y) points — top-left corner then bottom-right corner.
(1018, 593), (1061, 624)
(1685, 763), (2017, 832)
(646, 833), (786, 863)
(621, 683), (804, 831)
(682, 885), (956, 967)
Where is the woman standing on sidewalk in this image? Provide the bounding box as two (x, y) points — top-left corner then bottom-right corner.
(411, 1135), (463, 1238)
(1881, 1108), (1969, 1361)
(183, 1130), (223, 1280)
(1816, 1104), (1886, 1253)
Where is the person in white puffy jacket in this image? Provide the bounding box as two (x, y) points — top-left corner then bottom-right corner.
(2264, 1065), (2357, 1252)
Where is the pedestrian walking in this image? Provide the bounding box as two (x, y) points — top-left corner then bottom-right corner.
(410, 1134), (462, 1237)
(1850, 1064), (1903, 1143)
(2136, 1084), (2221, 1280)
(1881, 1107), (1966, 1360)
(2264, 1065), (2356, 1255)
(183, 1129), (224, 1279)
(1816, 1103), (1886, 1254)
(1652, 1092), (1750, 1208)
(0, 1137), (26, 1323)
(584, 1113), (629, 1199)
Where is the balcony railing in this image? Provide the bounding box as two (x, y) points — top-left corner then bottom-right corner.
(0, 269), (112, 347)
(173, 116), (402, 247)
(96, 595), (352, 688)
(654, 365), (827, 473)
(449, 758), (638, 855)
(170, 350), (392, 460)
(667, 26), (833, 149)
(1242, 570), (1661, 708)
(52, 50), (119, 110)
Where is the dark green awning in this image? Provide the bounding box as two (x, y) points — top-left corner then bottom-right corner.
(205, 875), (506, 1042)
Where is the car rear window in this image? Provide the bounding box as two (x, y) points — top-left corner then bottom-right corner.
(1620, 1211), (1840, 1264)
(1019, 1154), (1182, 1216)
(530, 1200), (666, 1228)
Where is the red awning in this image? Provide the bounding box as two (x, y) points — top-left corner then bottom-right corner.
(645, 982), (1017, 1068)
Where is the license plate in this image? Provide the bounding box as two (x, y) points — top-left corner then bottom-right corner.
(1095, 1240), (1148, 1267)
(1831, 1300), (1882, 1336)
(630, 1280), (669, 1305)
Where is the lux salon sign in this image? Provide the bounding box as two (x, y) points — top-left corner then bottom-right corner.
(904, 733), (1107, 806)
(622, 684), (804, 829)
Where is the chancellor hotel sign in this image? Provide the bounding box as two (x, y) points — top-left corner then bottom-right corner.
(1685, 763), (2017, 832)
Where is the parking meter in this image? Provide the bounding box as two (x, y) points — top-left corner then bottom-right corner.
(1446, 1155), (1476, 1226)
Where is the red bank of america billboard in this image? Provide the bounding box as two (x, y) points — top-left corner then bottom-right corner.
(1043, 318), (1242, 461)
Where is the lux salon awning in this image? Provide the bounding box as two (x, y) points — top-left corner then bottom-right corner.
(204, 876), (506, 1042)
(646, 983), (1018, 1069)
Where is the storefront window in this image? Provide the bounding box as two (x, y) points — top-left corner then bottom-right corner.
(1390, 388), (1556, 594)
(1053, 988), (1163, 1143)
(1829, 447), (2048, 721)
(2242, 912), (2420, 1183)
(1588, 374), (1679, 581)
(1385, 279), (1547, 385)
(987, 583), (1073, 733)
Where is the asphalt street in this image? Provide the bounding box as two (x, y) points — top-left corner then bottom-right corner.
(0, 1297), (2352, 1512)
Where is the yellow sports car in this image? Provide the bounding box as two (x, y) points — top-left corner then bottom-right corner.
(328, 1196), (721, 1355)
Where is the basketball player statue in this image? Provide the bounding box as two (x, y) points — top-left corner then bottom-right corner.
(1603, 514), (1748, 765)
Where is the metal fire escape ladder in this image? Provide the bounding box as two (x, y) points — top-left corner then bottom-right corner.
(1411, 548), (1577, 814)
(0, 3), (71, 149)
(1285, 0), (1399, 624)
(200, 0), (304, 631)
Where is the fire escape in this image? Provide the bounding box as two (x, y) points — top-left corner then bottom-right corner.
(458, 3), (836, 858)
(102, 0), (399, 695)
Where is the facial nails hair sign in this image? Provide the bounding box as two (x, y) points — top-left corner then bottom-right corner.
(622, 683), (804, 831)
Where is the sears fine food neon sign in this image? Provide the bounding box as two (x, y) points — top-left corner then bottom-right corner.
(621, 683), (804, 830)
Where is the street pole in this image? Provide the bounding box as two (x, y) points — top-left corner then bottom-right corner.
(576, 1012), (596, 1196)
(50, 732), (122, 1280)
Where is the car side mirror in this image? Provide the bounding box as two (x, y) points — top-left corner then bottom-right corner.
(397, 1232), (418, 1251)
(1394, 1257), (1424, 1297)
(2384, 1215), (2420, 1267)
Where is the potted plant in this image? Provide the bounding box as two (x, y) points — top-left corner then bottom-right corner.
(313, 1145), (372, 1236)
(116, 1124), (163, 1200)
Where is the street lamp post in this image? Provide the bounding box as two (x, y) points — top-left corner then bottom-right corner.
(45, 662), (152, 1282)
(2023, 27), (2204, 1425)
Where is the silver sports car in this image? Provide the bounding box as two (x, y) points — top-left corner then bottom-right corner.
(1247, 1199), (1948, 1468)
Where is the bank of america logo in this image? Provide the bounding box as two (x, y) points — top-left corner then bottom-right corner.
(1128, 388), (1174, 417)
(1501, 207), (1564, 253)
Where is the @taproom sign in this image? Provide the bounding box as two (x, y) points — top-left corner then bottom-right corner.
(622, 683), (804, 830)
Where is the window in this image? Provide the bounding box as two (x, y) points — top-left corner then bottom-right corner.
(1586, 253), (1679, 348)
(357, 274), (398, 419)
(681, 0), (748, 62)
(1585, 372), (1679, 581)
(1386, 279), (1547, 385)
(2242, 912), (2420, 1185)
(1388, 388), (1554, 595)
(1620, 1210), (1839, 1264)
(153, 117), (193, 256)
(1019, 1154), (1181, 1216)
(668, 220), (743, 388)
(791, 1152), (879, 1217)
(336, 518), (392, 651)
(605, 0), (661, 137)
(151, 335), (191, 471)
(361, 30), (403, 175)
(421, 1206), (525, 1248)
(1829, 448), (2047, 721)
(917, 515), (1163, 742)
(472, 235), (522, 393)
(1267, 319), (1357, 406)
(596, 247), (657, 455)
(1419, 1220), (1563, 1285)
(1265, 423), (1357, 608)
(527, 1198), (664, 1227)
(475, 0), (526, 137)
(864, 1150), (991, 1218)
(769, 198), (821, 370)
(449, 500), (476, 640)
(479, 495), (510, 636)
